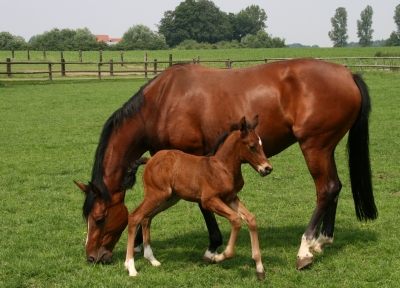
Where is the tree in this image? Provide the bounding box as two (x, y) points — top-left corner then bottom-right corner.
(230, 5), (267, 41)
(29, 28), (105, 50)
(118, 25), (168, 50)
(0, 31), (26, 50)
(328, 7), (348, 47)
(241, 30), (286, 48)
(158, 0), (232, 47)
(357, 5), (374, 47)
(394, 4), (400, 37)
(385, 31), (400, 46)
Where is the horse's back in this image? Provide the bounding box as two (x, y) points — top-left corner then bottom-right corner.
(143, 59), (361, 156)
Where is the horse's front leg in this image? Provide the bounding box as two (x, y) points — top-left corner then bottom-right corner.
(198, 204), (223, 262)
(236, 199), (265, 280)
(201, 198), (241, 263)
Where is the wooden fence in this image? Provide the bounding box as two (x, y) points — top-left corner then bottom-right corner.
(1, 54), (400, 81)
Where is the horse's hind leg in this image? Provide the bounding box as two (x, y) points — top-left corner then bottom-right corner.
(296, 148), (342, 270)
(199, 204), (223, 262)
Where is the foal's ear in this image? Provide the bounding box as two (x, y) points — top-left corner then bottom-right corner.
(249, 115), (259, 129)
(74, 181), (89, 194)
(239, 116), (248, 136)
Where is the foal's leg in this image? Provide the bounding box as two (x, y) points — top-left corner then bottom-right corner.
(235, 198), (265, 280)
(296, 148), (341, 269)
(201, 197), (242, 263)
(140, 194), (181, 267)
(198, 204), (223, 262)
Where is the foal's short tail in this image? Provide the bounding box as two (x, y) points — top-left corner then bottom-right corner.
(347, 74), (378, 221)
(120, 157), (149, 190)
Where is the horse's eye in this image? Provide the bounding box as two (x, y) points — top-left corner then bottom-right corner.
(96, 217), (105, 225)
(249, 145), (256, 151)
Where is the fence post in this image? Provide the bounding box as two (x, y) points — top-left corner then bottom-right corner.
(61, 58), (66, 76)
(375, 57), (378, 71)
(99, 50), (103, 62)
(98, 63), (102, 80)
(43, 49), (46, 60)
(359, 58), (362, 71)
(169, 54), (172, 67)
(196, 56), (200, 64)
(153, 59), (157, 73)
(27, 50), (30, 60)
(6, 58), (11, 78)
(79, 50), (82, 62)
(120, 51), (124, 67)
(225, 59), (231, 69)
(264, 58), (268, 63)
(11, 50), (14, 59)
(344, 58), (347, 67)
(48, 63), (52, 81)
(60, 51), (63, 61)
(110, 59), (114, 76)
(144, 53), (148, 79)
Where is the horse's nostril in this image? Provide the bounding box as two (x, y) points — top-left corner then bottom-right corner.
(87, 256), (96, 264)
(265, 166), (273, 175)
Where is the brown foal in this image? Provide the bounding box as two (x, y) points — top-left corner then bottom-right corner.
(123, 116), (272, 279)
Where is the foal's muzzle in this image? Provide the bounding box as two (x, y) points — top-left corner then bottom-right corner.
(259, 165), (273, 177)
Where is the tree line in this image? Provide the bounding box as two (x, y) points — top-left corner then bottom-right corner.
(328, 4), (400, 47)
(1, 1), (400, 51)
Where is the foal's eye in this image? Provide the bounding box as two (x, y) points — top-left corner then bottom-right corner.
(96, 217), (105, 225)
(249, 145), (256, 151)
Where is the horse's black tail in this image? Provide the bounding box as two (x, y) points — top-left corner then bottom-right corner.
(347, 74), (377, 221)
(120, 157), (149, 190)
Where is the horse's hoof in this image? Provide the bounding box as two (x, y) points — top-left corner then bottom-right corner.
(256, 271), (265, 280)
(296, 256), (313, 270)
(203, 255), (212, 264)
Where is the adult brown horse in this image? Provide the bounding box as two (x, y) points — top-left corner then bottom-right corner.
(75, 58), (377, 270)
(123, 116), (272, 279)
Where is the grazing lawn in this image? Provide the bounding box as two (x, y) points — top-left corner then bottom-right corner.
(0, 70), (399, 287)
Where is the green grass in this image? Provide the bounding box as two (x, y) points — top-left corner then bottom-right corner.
(0, 71), (399, 287)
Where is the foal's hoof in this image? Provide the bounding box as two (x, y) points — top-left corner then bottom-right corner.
(256, 271), (265, 280)
(296, 256), (313, 270)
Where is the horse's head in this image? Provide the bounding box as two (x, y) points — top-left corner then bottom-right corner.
(238, 116), (273, 176)
(74, 181), (128, 264)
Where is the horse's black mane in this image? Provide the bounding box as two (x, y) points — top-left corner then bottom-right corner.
(82, 76), (159, 219)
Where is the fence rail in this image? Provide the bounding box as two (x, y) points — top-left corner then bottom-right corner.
(1, 56), (400, 81)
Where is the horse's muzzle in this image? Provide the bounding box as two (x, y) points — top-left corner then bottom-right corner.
(87, 252), (113, 264)
(259, 166), (273, 177)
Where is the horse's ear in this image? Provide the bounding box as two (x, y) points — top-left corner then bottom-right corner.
(89, 182), (103, 198)
(74, 181), (89, 194)
(239, 116), (248, 136)
(249, 115), (259, 129)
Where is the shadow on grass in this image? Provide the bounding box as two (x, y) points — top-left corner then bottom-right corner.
(111, 224), (378, 272)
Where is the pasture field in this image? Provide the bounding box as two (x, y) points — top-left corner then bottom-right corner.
(1, 47), (400, 80)
(0, 70), (399, 287)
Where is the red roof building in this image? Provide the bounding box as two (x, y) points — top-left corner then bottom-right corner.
(95, 35), (122, 44)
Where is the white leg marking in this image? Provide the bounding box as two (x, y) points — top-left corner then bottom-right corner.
(297, 234), (315, 259)
(144, 246), (161, 266)
(204, 249), (218, 260)
(313, 234), (334, 253)
(124, 258), (138, 277)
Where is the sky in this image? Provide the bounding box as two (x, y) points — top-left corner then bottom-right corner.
(2, 0), (399, 47)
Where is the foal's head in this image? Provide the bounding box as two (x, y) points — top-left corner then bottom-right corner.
(236, 116), (273, 176)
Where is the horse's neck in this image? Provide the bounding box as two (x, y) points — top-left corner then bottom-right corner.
(101, 119), (148, 192)
(214, 133), (242, 173)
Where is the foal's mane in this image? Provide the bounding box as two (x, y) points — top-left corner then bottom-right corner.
(82, 76), (158, 219)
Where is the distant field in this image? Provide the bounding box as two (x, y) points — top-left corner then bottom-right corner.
(0, 71), (399, 287)
(1, 47), (400, 63)
(1, 47), (400, 81)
